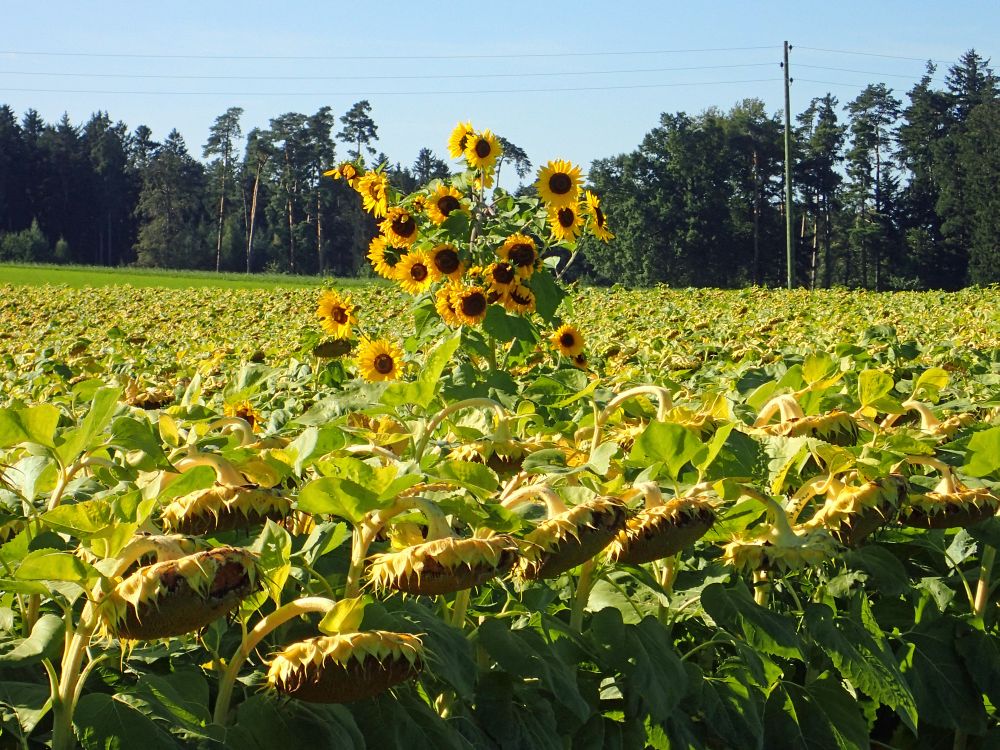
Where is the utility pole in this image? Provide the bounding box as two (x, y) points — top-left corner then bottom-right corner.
(782, 41), (794, 290)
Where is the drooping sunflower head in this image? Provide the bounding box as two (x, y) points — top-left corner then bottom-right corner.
(758, 411), (860, 447)
(345, 413), (410, 455)
(356, 172), (389, 218)
(223, 400), (263, 432)
(447, 121), (475, 159)
(102, 546), (260, 640)
(550, 324), (585, 358)
(548, 203), (585, 243)
(380, 206), (418, 248)
(451, 285), (489, 326)
(584, 190), (614, 242)
(484, 261), (519, 293)
(607, 497), (716, 565)
(160, 485), (292, 536)
(427, 185), (466, 225)
(803, 474), (907, 546)
(434, 283), (463, 327)
(536, 159), (583, 208)
(428, 243), (464, 281)
(324, 161), (361, 189)
(394, 251), (433, 294)
(316, 289), (358, 339)
(268, 631), (422, 703)
(369, 535), (519, 595)
(721, 530), (836, 574)
(900, 486), (999, 530)
(356, 339), (405, 382)
(503, 283), (536, 315)
(367, 236), (405, 279)
(519, 496), (629, 580)
(463, 129), (501, 171)
(497, 233), (538, 277)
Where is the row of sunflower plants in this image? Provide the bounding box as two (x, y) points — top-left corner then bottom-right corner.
(0, 123), (998, 749)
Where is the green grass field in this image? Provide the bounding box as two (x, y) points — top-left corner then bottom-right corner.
(0, 262), (376, 290)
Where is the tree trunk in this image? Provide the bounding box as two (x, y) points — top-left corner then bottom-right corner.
(752, 148), (760, 285)
(287, 195), (296, 272)
(215, 160), (227, 272)
(316, 192), (323, 274)
(247, 163), (263, 274)
(822, 193), (833, 288)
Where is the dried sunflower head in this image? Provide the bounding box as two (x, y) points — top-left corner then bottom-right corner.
(268, 631), (422, 703)
(607, 496), (716, 565)
(899, 487), (999, 529)
(519, 496), (628, 580)
(160, 485), (292, 536)
(722, 529), (836, 573)
(368, 534), (519, 595)
(803, 474), (908, 546)
(756, 410), (859, 446)
(102, 546), (259, 640)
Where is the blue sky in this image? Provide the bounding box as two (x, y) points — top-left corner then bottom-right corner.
(2, 1), (997, 183)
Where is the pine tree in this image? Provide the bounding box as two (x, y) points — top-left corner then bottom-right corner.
(203, 107), (244, 272)
(337, 100), (378, 161)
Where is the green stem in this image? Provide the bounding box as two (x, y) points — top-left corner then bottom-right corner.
(569, 560), (596, 631)
(213, 597), (336, 725)
(753, 570), (770, 607)
(450, 589), (471, 629)
(413, 397), (508, 461)
(974, 545), (996, 619)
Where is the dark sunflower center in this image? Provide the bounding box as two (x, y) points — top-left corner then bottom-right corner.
(461, 292), (487, 317)
(474, 139), (492, 158)
(511, 288), (531, 305)
(492, 263), (516, 284)
(509, 244), (535, 267)
(557, 208), (576, 228)
(392, 215), (416, 237)
(332, 306), (349, 324)
(437, 195), (460, 216)
(458, 134), (469, 151)
(560, 332), (576, 348)
(410, 263), (428, 282)
(373, 353), (395, 374)
(434, 248), (459, 274)
(548, 173), (572, 195)
(595, 206), (606, 227)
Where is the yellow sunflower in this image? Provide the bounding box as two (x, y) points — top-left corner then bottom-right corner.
(357, 339), (405, 382)
(428, 243), (464, 281)
(498, 233), (538, 277)
(356, 172), (389, 218)
(367, 236), (404, 279)
(323, 162), (361, 189)
(223, 400), (263, 432)
(316, 289), (358, 339)
(451, 285), (489, 326)
(380, 207), (418, 248)
(484, 261), (518, 293)
(584, 190), (613, 242)
(448, 121), (475, 159)
(426, 185), (466, 225)
(536, 159), (583, 208)
(503, 283), (536, 315)
(435, 284), (463, 327)
(550, 324), (585, 357)
(464, 129), (501, 171)
(394, 252), (433, 294)
(409, 194), (426, 214)
(548, 203), (584, 243)
(571, 352), (589, 370)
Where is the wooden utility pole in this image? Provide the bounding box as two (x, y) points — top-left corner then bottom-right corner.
(782, 41), (794, 289)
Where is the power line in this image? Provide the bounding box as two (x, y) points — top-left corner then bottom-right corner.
(0, 46), (776, 62)
(797, 63), (944, 80)
(0, 78), (782, 97)
(0, 62), (778, 82)
(796, 78), (905, 90)
(796, 45), (955, 65)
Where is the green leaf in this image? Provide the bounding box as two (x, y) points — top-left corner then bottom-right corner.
(57, 386), (120, 463)
(245, 520), (291, 611)
(284, 425), (347, 475)
(963, 425), (1000, 478)
(0, 404), (61, 449)
(297, 465), (392, 524)
(109, 416), (170, 470)
(441, 210), (470, 241)
(42, 498), (115, 538)
(0, 681), (51, 743)
(381, 333), (461, 409)
(630, 422), (706, 481)
(802, 353), (837, 384)
(529, 269), (566, 323)
(698, 671), (765, 750)
(225, 695), (363, 750)
(0, 614), (64, 667)
(16, 550), (99, 584)
(857, 369), (894, 407)
(434, 460), (499, 495)
(482, 305), (537, 344)
(911, 367), (949, 402)
(74, 693), (180, 750)
(701, 583), (801, 659)
(763, 678), (870, 750)
(155, 465), (216, 504)
(296, 521), (350, 567)
(318, 596), (367, 634)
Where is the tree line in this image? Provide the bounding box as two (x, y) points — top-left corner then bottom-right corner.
(0, 50), (997, 289)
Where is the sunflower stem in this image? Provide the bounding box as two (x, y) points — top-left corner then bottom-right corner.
(450, 589), (471, 629)
(213, 597), (337, 726)
(500, 485), (568, 517)
(414, 397), (508, 462)
(974, 545), (996, 619)
(753, 570), (771, 607)
(570, 560), (596, 631)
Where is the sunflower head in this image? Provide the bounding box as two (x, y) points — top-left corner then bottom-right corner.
(464, 129), (501, 171)
(722, 530), (836, 574)
(316, 290), (358, 339)
(268, 631), (422, 703)
(900, 487), (999, 529)
(427, 243), (464, 281)
(447, 121), (475, 159)
(357, 339), (405, 382)
(160, 486), (292, 536)
(536, 159), (583, 208)
(123, 379), (174, 410)
(548, 203), (585, 243)
(103, 547), (260, 640)
(484, 261), (518, 293)
(356, 172), (389, 218)
(369, 535), (519, 595)
(584, 190), (614, 241)
(367, 236), (405, 279)
(435, 284), (463, 327)
(324, 162), (361, 189)
(550, 324), (585, 358)
(380, 207), (418, 248)
(394, 251), (433, 294)
(427, 185), (466, 225)
(451, 285), (489, 327)
(498, 234), (538, 277)
(757, 411), (860, 447)
(607, 497), (716, 565)
(345, 413), (411, 456)
(803, 474), (908, 546)
(503, 283), (536, 315)
(223, 400), (263, 432)
(519, 496), (629, 580)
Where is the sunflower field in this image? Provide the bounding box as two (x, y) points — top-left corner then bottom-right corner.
(1, 124), (999, 750)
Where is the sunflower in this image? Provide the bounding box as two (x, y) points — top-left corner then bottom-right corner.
(536, 159), (583, 208)
(428, 243), (464, 281)
(323, 161), (361, 189)
(426, 185), (466, 225)
(409, 194), (426, 214)
(571, 352), (589, 370)
(448, 121), (475, 159)
(503, 283), (536, 315)
(584, 190), (614, 242)
(435, 284), (463, 327)
(356, 172), (389, 218)
(224, 400), (263, 432)
(497, 234), (538, 277)
(380, 206), (418, 248)
(367, 236), (403, 279)
(550, 324), (585, 357)
(357, 339), (405, 382)
(548, 203), (585, 243)
(451, 285), (489, 326)
(484, 261), (518, 293)
(316, 289), (358, 339)
(394, 252), (433, 294)
(464, 129), (501, 171)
